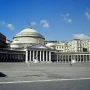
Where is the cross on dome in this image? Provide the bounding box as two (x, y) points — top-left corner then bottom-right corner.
(27, 22), (32, 29)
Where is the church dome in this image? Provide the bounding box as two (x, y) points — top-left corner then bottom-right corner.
(15, 26), (44, 39)
(10, 26), (45, 49)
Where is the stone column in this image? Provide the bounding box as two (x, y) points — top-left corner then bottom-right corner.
(80, 55), (81, 62)
(58, 55), (60, 62)
(43, 51), (44, 62)
(36, 50), (38, 61)
(82, 55), (83, 62)
(84, 55), (85, 62)
(59, 55), (60, 62)
(19, 54), (21, 62)
(82, 55), (84, 62)
(68, 55), (70, 62)
(67, 55), (69, 62)
(25, 49), (28, 63)
(71, 55), (72, 62)
(81, 55), (83, 62)
(66, 55), (67, 62)
(40, 51), (41, 62)
(49, 51), (51, 62)
(89, 55), (90, 62)
(60, 55), (62, 62)
(46, 51), (48, 62)
(29, 50), (31, 63)
(86, 55), (87, 62)
(62, 55), (63, 62)
(65, 55), (66, 62)
(77, 55), (78, 62)
(57, 55), (58, 62)
(33, 50), (34, 62)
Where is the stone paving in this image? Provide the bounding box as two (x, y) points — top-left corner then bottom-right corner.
(0, 62), (90, 82)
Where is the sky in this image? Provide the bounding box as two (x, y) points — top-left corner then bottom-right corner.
(0, 0), (90, 41)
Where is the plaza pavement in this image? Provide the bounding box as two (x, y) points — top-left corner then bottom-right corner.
(0, 62), (90, 83)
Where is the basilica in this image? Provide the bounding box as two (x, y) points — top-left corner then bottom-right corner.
(0, 26), (53, 63)
(0, 25), (90, 63)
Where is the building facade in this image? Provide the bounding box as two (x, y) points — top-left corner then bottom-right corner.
(45, 39), (90, 53)
(0, 33), (6, 48)
(25, 44), (51, 63)
(0, 25), (90, 63)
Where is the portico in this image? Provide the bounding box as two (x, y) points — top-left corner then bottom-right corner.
(25, 44), (51, 63)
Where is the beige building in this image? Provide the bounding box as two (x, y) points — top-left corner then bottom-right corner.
(68, 39), (83, 52)
(88, 40), (90, 52)
(45, 39), (90, 53)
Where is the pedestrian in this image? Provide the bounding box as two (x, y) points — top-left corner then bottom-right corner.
(28, 62), (30, 66)
(69, 61), (72, 66)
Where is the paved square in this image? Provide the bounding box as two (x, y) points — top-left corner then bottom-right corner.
(0, 62), (90, 82)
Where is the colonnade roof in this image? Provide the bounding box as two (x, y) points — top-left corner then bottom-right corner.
(26, 44), (52, 50)
(56, 52), (90, 54)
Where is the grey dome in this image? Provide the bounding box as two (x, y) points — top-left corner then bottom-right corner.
(14, 26), (45, 39)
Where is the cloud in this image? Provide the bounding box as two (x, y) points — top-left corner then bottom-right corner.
(68, 19), (72, 23)
(30, 21), (36, 26)
(60, 13), (70, 20)
(86, 8), (90, 12)
(72, 34), (90, 40)
(85, 12), (90, 20)
(66, 14), (69, 16)
(7, 24), (14, 30)
(61, 13), (69, 17)
(0, 21), (15, 30)
(40, 20), (50, 28)
(60, 13), (72, 23)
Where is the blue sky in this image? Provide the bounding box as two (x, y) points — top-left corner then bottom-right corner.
(0, 0), (90, 41)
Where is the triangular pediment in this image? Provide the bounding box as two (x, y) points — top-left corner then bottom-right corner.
(27, 44), (50, 50)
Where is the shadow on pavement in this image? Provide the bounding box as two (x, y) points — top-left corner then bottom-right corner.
(0, 72), (7, 77)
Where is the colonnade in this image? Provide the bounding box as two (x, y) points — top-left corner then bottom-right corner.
(25, 50), (51, 63)
(1, 50), (90, 63)
(56, 54), (90, 62)
(0, 53), (25, 62)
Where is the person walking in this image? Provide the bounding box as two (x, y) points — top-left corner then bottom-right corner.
(69, 60), (72, 66)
